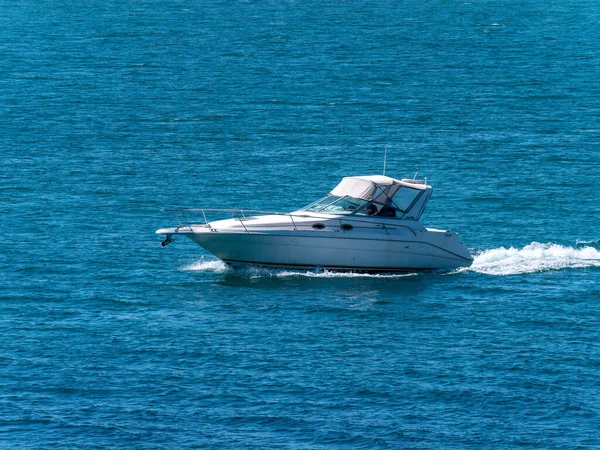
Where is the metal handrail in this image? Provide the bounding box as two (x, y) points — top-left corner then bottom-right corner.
(162, 208), (419, 236)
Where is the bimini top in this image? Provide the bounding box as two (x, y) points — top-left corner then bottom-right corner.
(330, 175), (429, 201)
(304, 174), (433, 221)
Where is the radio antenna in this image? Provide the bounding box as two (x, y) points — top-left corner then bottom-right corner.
(413, 168), (420, 180)
(383, 147), (388, 175)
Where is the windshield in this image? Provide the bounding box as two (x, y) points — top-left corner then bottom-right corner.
(367, 187), (421, 218)
(303, 186), (422, 218)
(392, 187), (421, 212)
(304, 195), (369, 215)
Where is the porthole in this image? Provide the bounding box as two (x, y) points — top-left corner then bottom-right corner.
(341, 224), (353, 231)
(312, 223), (326, 230)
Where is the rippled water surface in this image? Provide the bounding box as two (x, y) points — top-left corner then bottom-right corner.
(2, 0), (600, 448)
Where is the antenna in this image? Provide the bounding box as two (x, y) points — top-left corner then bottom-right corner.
(383, 147), (388, 175)
(413, 168), (420, 180)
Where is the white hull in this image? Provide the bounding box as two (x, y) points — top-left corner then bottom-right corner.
(158, 213), (473, 272)
(189, 232), (471, 271)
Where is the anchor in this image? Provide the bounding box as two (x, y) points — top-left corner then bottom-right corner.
(160, 234), (174, 247)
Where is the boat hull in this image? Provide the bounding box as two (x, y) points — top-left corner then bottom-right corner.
(186, 230), (472, 272)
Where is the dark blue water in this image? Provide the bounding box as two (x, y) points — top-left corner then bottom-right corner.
(2, 1), (600, 448)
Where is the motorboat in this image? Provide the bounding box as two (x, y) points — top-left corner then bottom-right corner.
(156, 174), (473, 272)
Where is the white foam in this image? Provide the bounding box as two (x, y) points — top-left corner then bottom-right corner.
(576, 238), (600, 248)
(225, 264), (419, 279)
(180, 258), (230, 273)
(180, 257), (417, 279)
(465, 242), (600, 276)
(255, 269), (418, 279)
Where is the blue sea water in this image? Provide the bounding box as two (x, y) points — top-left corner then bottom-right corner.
(2, 0), (600, 448)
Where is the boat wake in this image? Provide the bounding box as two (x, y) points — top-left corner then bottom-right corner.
(576, 238), (600, 250)
(249, 269), (419, 279)
(180, 257), (417, 279)
(181, 241), (600, 278)
(465, 241), (600, 276)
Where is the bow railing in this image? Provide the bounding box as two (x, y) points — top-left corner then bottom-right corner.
(161, 208), (418, 235)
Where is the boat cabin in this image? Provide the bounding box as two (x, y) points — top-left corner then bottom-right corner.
(303, 175), (432, 220)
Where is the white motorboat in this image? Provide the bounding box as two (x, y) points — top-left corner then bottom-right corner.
(156, 174), (473, 272)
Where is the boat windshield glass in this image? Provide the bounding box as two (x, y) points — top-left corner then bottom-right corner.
(304, 195), (368, 214)
(392, 187), (421, 212)
(362, 186), (422, 218)
(303, 186), (422, 217)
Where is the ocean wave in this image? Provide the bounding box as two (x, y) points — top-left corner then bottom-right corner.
(465, 242), (600, 276)
(576, 238), (600, 249)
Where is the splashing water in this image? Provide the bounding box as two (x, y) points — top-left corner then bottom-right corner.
(251, 268), (418, 279)
(181, 242), (600, 278)
(181, 258), (418, 279)
(180, 258), (230, 273)
(467, 242), (600, 276)
(576, 238), (600, 250)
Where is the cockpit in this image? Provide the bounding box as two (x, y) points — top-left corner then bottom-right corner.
(301, 175), (432, 220)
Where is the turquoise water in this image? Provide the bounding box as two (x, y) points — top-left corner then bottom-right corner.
(2, 1), (600, 448)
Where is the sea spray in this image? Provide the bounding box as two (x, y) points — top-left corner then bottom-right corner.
(180, 257), (230, 273)
(468, 242), (600, 276)
(181, 259), (419, 279)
